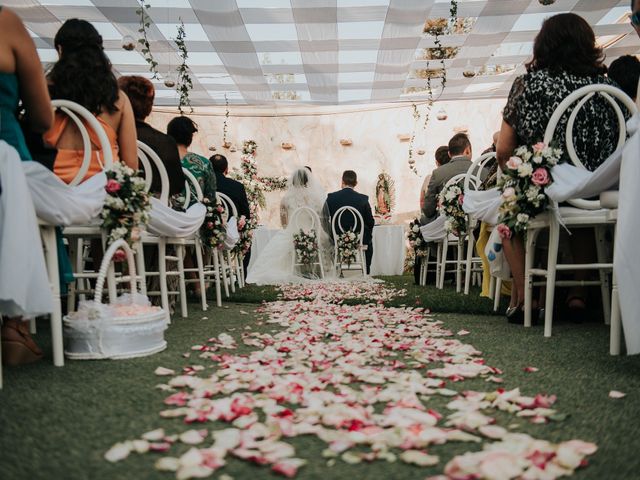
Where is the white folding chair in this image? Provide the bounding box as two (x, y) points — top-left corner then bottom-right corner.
(216, 192), (242, 293)
(332, 206), (368, 277)
(42, 99), (114, 366)
(524, 84), (637, 336)
(290, 206), (325, 279)
(437, 174), (467, 291)
(462, 152), (496, 295)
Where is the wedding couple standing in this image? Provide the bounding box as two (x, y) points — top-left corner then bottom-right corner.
(246, 168), (375, 285)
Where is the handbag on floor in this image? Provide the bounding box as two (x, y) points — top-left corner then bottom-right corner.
(484, 228), (511, 280)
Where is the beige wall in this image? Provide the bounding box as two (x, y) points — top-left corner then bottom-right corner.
(148, 99), (504, 228)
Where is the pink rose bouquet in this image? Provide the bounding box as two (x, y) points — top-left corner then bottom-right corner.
(497, 142), (562, 235)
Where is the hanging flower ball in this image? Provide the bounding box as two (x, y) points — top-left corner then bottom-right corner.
(121, 35), (136, 51)
(437, 108), (448, 121)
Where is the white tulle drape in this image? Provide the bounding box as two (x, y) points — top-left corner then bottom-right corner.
(0, 143), (53, 318)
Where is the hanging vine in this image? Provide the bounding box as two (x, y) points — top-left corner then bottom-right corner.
(222, 94), (230, 147)
(175, 19), (193, 114)
(136, 0), (160, 79)
(408, 103), (420, 175)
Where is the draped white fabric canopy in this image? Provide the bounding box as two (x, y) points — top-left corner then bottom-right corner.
(8, 0), (639, 106)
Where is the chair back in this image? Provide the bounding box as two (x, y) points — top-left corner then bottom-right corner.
(332, 206), (365, 245)
(290, 206), (321, 233)
(543, 84), (637, 209)
(463, 152), (495, 192)
(51, 99), (114, 186)
(182, 168), (203, 209)
(137, 141), (170, 205)
(216, 192), (239, 222)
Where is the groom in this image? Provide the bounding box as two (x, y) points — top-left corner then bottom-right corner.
(325, 170), (375, 273)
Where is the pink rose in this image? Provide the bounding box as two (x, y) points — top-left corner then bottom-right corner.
(497, 224), (512, 239)
(113, 249), (126, 262)
(217, 206), (224, 213)
(130, 227), (141, 242)
(531, 167), (550, 186)
(105, 179), (121, 194)
(238, 216), (246, 229)
(533, 142), (546, 153)
(458, 194), (464, 205)
(506, 156), (522, 170)
(207, 221), (213, 228)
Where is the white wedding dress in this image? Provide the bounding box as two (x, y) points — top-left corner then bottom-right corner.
(246, 169), (335, 285)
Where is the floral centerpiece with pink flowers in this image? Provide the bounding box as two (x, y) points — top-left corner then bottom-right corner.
(496, 142), (562, 238)
(101, 162), (151, 250)
(407, 218), (429, 257)
(232, 215), (252, 256)
(293, 229), (319, 266)
(200, 197), (227, 250)
(337, 231), (360, 267)
(437, 180), (467, 236)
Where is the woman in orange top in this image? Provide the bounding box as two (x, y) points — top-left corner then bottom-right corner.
(45, 19), (137, 182)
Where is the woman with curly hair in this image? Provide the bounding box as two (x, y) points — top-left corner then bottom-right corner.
(45, 19), (137, 183)
(496, 13), (623, 323)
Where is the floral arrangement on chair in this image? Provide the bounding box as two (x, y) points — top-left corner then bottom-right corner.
(496, 142), (561, 238)
(101, 163), (150, 250)
(293, 229), (319, 265)
(232, 216), (252, 256)
(200, 197), (227, 250)
(337, 231), (360, 267)
(407, 218), (429, 258)
(437, 180), (466, 236)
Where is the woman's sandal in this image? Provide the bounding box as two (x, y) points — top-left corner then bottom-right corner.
(1, 321), (43, 366)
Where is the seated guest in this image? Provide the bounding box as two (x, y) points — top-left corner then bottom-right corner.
(0, 5), (54, 365)
(118, 75), (184, 196)
(497, 13), (622, 322)
(414, 145), (448, 284)
(167, 116), (216, 204)
(608, 55), (640, 101)
(419, 146), (449, 224)
(325, 170), (375, 274)
(210, 154), (251, 272)
(45, 19), (138, 183)
(422, 133), (481, 224)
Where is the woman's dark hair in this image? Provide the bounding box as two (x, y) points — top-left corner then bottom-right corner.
(608, 55), (640, 100)
(435, 145), (450, 166)
(48, 19), (119, 115)
(118, 75), (154, 120)
(526, 13), (606, 76)
(167, 116), (198, 147)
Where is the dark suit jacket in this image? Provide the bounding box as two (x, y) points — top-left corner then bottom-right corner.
(422, 155), (488, 223)
(136, 120), (184, 196)
(325, 188), (375, 245)
(215, 171), (251, 219)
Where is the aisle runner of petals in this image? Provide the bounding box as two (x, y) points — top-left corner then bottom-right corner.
(106, 281), (597, 479)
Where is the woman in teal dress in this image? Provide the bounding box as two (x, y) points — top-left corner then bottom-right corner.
(0, 6), (56, 364)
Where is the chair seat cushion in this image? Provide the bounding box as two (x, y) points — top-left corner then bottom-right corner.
(599, 190), (618, 209)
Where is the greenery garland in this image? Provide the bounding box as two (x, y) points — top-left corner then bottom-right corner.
(136, 0), (160, 79)
(223, 94), (230, 147)
(175, 19), (193, 114)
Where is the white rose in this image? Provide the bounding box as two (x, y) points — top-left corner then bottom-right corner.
(517, 163), (533, 177)
(516, 213), (530, 224)
(412, 225), (420, 233)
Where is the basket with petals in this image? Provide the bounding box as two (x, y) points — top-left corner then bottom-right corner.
(496, 142), (561, 239)
(63, 239), (167, 360)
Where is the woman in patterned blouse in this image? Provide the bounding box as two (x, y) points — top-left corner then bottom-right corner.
(495, 13), (624, 323)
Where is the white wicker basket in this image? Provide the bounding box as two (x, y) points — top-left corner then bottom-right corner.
(63, 239), (168, 360)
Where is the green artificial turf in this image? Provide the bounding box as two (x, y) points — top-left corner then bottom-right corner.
(1, 276), (639, 480)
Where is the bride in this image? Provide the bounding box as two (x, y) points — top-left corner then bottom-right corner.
(246, 167), (335, 285)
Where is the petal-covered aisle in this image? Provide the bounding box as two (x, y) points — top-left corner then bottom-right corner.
(105, 282), (597, 479)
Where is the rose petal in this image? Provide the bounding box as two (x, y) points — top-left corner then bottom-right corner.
(104, 442), (133, 462)
(154, 367), (176, 376)
(609, 390), (626, 399)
